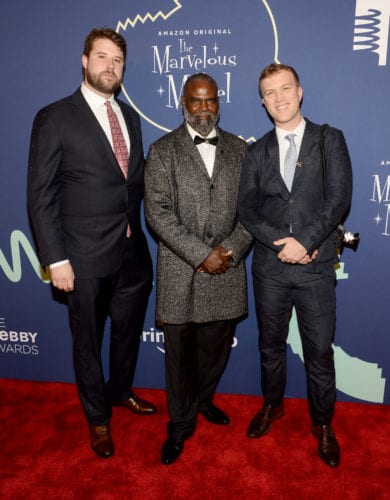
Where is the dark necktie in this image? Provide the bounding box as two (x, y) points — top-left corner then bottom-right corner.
(194, 135), (218, 146)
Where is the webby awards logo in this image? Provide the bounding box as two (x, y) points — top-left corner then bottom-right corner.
(0, 317), (39, 356)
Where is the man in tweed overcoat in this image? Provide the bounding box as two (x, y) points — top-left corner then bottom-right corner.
(145, 73), (253, 465)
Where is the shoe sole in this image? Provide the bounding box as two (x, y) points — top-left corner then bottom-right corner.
(317, 451), (340, 468)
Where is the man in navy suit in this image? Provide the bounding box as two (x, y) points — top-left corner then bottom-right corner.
(238, 63), (352, 467)
(28, 28), (156, 458)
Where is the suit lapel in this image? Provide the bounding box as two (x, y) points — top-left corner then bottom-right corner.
(265, 131), (287, 192)
(71, 89), (127, 180)
(118, 100), (135, 180)
(178, 124), (211, 180)
(293, 120), (318, 189)
(211, 128), (232, 183)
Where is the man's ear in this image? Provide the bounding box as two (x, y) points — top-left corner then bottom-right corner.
(298, 86), (303, 103)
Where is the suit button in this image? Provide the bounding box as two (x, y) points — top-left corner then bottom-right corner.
(289, 199), (294, 203)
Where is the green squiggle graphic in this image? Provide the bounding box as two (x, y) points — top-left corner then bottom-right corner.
(288, 308), (386, 403)
(0, 230), (50, 283)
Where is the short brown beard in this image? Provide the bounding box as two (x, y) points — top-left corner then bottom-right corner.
(85, 69), (121, 95)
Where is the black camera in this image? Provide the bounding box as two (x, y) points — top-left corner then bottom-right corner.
(335, 224), (360, 250)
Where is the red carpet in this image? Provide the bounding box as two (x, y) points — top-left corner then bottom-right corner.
(0, 379), (388, 499)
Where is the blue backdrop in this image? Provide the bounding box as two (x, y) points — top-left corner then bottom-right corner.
(0, 0), (388, 405)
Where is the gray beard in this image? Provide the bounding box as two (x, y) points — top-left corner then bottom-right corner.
(183, 107), (219, 136)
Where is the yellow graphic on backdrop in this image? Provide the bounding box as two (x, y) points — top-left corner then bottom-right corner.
(116, 0), (182, 32)
(116, 0), (280, 139)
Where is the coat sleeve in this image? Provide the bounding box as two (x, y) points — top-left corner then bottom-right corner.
(219, 221), (253, 266)
(297, 128), (352, 254)
(27, 107), (66, 267)
(144, 143), (212, 270)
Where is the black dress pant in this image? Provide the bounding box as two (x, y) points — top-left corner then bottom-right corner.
(163, 320), (236, 440)
(253, 265), (336, 425)
(67, 237), (152, 426)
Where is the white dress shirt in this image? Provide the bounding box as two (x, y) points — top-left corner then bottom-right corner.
(276, 118), (306, 178)
(80, 83), (130, 152)
(186, 123), (217, 178)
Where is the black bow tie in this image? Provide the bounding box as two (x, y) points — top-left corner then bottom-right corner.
(194, 135), (218, 146)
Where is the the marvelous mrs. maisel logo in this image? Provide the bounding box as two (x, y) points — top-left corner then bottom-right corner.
(371, 160), (390, 236)
(151, 34), (236, 109)
(119, 23), (237, 133)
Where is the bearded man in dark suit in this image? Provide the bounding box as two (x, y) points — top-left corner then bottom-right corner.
(145, 73), (253, 465)
(28, 27), (156, 458)
(238, 63), (353, 468)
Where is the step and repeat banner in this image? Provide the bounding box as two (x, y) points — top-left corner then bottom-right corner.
(0, 0), (388, 404)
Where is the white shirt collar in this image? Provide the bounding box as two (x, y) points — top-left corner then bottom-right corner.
(80, 83), (117, 109)
(186, 122), (217, 140)
(275, 118), (306, 144)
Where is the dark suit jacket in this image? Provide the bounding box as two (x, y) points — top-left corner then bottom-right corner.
(28, 88), (150, 278)
(238, 119), (352, 276)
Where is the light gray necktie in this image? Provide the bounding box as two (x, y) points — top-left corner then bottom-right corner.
(284, 134), (297, 191)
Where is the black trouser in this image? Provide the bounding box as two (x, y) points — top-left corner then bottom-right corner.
(253, 266), (336, 425)
(163, 320), (236, 440)
(68, 237), (152, 426)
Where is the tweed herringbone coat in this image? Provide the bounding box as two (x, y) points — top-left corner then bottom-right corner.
(145, 123), (253, 324)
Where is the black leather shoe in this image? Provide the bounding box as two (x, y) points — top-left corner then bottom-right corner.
(161, 437), (184, 465)
(200, 404), (230, 425)
(89, 425), (114, 458)
(247, 403), (285, 438)
(111, 394), (157, 415)
(312, 424), (340, 467)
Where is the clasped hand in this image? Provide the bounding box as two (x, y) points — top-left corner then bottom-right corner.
(273, 237), (318, 265)
(197, 246), (232, 275)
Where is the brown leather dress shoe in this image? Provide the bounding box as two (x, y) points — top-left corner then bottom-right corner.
(112, 394), (157, 415)
(312, 424), (340, 467)
(247, 403), (285, 438)
(89, 425), (114, 458)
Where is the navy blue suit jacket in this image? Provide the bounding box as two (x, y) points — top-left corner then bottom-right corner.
(28, 88), (150, 278)
(238, 119), (352, 277)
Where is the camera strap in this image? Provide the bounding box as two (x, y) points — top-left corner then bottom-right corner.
(319, 123), (329, 200)
(319, 124), (359, 250)
(319, 123), (344, 247)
